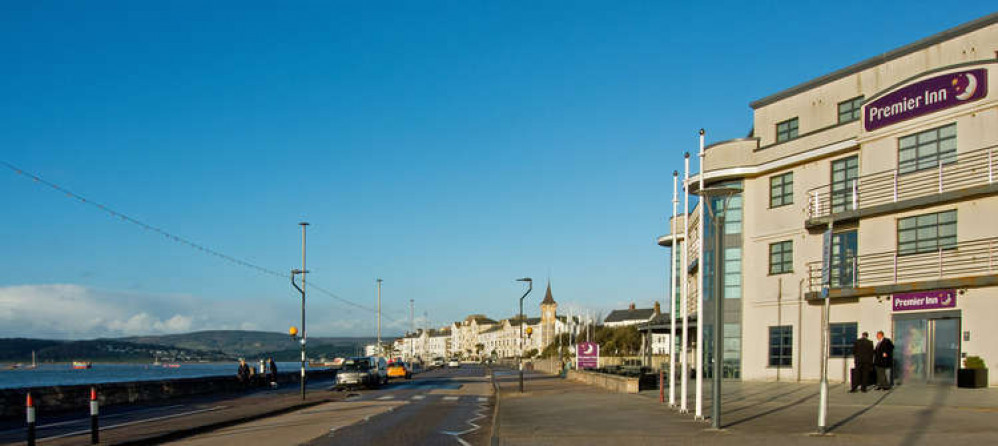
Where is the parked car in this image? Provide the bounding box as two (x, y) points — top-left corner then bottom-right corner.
(432, 357), (445, 368)
(335, 356), (388, 388)
(448, 358), (460, 368)
(387, 361), (412, 379)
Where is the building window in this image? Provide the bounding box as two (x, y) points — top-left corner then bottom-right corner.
(776, 118), (799, 143)
(898, 210), (957, 255)
(830, 322), (858, 357)
(768, 325), (793, 367)
(838, 96), (864, 123)
(769, 172), (793, 208)
(769, 241), (793, 275)
(830, 155), (859, 213)
(898, 123), (956, 174)
(831, 231), (857, 288)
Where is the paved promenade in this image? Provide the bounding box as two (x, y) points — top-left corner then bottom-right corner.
(492, 370), (998, 445)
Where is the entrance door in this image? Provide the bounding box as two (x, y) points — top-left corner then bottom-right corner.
(893, 313), (961, 385)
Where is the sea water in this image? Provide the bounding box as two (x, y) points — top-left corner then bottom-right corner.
(0, 362), (307, 389)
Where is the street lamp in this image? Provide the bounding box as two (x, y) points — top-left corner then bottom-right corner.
(696, 185), (741, 430)
(290, 221), (309, 401)
(516, 277), (533, 393)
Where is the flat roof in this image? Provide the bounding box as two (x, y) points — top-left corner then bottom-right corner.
(750, 12), (998, 109)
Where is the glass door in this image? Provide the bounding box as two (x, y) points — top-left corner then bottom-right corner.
(895, 318), (927, 384)
(930, 318), (960, 384)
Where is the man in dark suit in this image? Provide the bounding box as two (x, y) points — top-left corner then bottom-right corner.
(874, 331), (894, 390)
(851, 332), (875, 393)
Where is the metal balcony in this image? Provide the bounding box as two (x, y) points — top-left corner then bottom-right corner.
(806, 145), (997, 227)
(805, 236), (998, 299)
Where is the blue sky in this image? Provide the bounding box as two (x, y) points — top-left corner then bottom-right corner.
(2, 1), (995, 338)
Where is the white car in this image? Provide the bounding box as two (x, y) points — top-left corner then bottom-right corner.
(448, 359), (460, 368)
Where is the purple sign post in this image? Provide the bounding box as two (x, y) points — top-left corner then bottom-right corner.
(864, 68), (988, 131)
(576, 342), (599, 369)
(892, 289), (957, 311)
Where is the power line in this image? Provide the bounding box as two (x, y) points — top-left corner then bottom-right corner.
(2, 160), (402, 324)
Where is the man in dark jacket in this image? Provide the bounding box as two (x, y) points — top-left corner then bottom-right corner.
(851, 332), (875, 393)
(874, 331), (894, 390)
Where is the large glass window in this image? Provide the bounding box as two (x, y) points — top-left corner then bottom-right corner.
(776, 118), (799, 143)
(830, 322), (858, 357)
(770, 172), (793, 208)
(724, 323), (742, 378)
(768, 326), (793, 367)
(898, 210), (957, 255)
(831, 231), (857, 288)
(831, 155), (859, 213)
(724, 247), (742, 299)
(898, 124), (956, 174)
(838, 96), (864, 123)
(769, 241), (793, 275)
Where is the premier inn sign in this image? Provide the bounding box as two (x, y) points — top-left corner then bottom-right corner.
(864, 68), (987, 131)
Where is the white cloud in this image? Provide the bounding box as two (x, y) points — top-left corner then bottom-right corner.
(0, 283), (385, 339)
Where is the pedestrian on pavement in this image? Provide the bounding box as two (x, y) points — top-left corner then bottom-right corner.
(851, 332), (875, 393)
(268, 357), (278, 388)
(237, 359), (250, 388)
(874, 331), (894, 390)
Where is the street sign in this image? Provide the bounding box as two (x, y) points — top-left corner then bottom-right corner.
(821, 228), (832, 299)
(577, 342), (599, 369)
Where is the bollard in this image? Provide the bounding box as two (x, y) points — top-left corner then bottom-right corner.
(659, 370), (665, 403)
(26, 392), (36, 446)
(90, 386), (99, 444)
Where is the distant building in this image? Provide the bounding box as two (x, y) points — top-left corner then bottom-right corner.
(603, 302), (661, 327)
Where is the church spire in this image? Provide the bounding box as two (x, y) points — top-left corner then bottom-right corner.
(541, 281), (556, 305)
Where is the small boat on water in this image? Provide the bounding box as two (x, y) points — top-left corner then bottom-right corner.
(162, 363), (181, 368)
(72, 361), (92, 370)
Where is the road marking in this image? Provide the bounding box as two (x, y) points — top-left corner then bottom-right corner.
(440, 400), (490, 446)
(39, 406), (226, 440)
(0, 405), (188, 434)
(443, 396), (458, 401)
(376, 395), (394, 400)
(477, 397), (488, 403)
(411, 395), (425, 400)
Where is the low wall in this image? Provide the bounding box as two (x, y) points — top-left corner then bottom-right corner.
(566, 369), (641, 394)
(0, 369), (335, 420)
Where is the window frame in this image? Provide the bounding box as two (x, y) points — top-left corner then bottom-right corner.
(776, 117), (799, 143)
(830, 322), (858, 358)
(897, 210), (957, 256)
(769, 172), (794, 208)
(897, 123), (957, 175)
(768, 240), (793, 275)
(837, 96), (864, 124)
(768, 325), (793, 368)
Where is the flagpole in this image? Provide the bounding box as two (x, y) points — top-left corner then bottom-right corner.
(681, 152), (691, 414)
(669, 170), (679, 407)
(696, 129), (706, 421)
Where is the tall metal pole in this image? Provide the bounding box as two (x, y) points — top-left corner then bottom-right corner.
(680, 152), (690, 413)
(299, 221), (308, 401)
(711, 214), (725, 429)
(377, 278), (383, 357)
(516, 278), (533, 393)
(669, 170), (679, 407)
(817, 220), (833, 434)
(696, 128), (706, 421)
(410, 299), (415, 360)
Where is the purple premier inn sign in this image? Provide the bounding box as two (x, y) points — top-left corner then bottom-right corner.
(864, 68), (988, 131)
(892, 289), (957, 312)
(576, 342), (599, 369)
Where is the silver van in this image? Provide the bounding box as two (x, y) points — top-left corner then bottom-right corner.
(336, 356), (388, 388)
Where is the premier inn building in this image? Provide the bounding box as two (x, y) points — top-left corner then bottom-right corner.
(660, 13), (998, 386)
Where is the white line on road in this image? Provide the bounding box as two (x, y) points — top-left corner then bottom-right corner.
(376, 395), (395, 400)
(411, 395), (425, 400)
(443, 396), (458, 402)
(477, 397), (488, 403)
(0, 404), (188, 435)
(39, 406), (226, 440)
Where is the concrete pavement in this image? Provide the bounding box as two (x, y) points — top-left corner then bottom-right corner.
(492, 369), (998, 445)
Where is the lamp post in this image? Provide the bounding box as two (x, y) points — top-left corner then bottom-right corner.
(696, 186), (741, 430)
(516, 277), (533, 393)
(290, 221), (309, 401)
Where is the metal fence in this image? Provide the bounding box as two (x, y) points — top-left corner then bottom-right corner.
(807, 236), (998, 293)
(807, 145), (997, 220)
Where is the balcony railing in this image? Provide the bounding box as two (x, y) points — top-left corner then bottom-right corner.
(807, 236), (998, 294)
(807, 145), (997, 221)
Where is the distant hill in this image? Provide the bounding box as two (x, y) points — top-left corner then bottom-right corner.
(0, 338), (229, 363)
(121, 330), (378, 358)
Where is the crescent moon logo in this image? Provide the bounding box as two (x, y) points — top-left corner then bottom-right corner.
(582, 344), (594, 355)
(955, 73), (978, 100)
(941, 294), (953, 305)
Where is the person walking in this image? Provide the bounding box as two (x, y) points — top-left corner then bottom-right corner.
(237, 359), (250, 388)
(268, 357), (278, 388)
(874, 331), (894, 390)
(851, 332), (875, 393)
